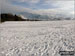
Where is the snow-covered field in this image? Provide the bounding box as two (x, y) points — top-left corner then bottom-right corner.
(0, 20), (75, 56)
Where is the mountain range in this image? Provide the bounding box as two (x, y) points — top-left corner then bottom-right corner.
(0, 11), (74, 22)
(18, 12), (74, 20)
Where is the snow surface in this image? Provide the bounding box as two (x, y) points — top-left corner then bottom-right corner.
(0, 20), (75, 56)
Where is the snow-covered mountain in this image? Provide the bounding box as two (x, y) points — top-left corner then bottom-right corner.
(19, 12), (74, 21)
(18, 15), (27, 19)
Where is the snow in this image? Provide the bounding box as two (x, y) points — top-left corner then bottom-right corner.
(0, 20), (75, 56)
(19, 15), (27, 19)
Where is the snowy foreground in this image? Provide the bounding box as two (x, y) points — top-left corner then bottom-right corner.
(0, 20), (75, 56)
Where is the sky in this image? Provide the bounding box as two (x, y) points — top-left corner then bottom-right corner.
(0, 0), (75, 18)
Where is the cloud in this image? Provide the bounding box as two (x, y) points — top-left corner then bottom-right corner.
(1, 0), (34, 14)
(0, 0), (40, 14)
(35, 1), (74, 18)
(9, 0), (40, 4)
(0, 0), (74, 18)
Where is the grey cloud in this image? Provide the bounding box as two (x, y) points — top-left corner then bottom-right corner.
(0, 0), (74, 18)
(1, 0), (34, 14)
(8, 0), (40, 4)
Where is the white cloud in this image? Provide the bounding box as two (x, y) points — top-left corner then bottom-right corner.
(35, 1), (74, 18)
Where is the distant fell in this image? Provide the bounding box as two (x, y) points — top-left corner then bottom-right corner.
(0, 13), (41, 22)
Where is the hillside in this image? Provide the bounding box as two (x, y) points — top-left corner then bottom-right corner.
(0, 13), (41, 22)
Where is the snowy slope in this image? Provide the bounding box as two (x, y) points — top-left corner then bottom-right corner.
(0, 20), (75, 56)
